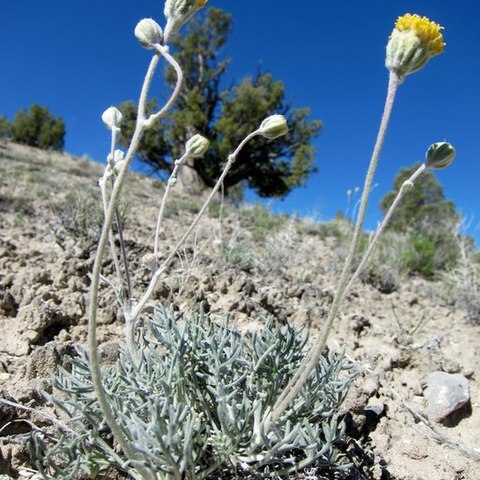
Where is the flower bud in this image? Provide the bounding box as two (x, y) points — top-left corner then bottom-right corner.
(386, 14), (445, 80)
(113, 149), (125, 163)
(135, 18), (163, 49)
(101, 107), (123, 130)
(164, 0), (207, 39)
(185, 134), (209, 157)
(425, 142), (455, 170)
(258, 115), (288, 139)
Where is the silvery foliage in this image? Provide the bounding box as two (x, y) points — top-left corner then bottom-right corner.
(30, 308), (355, 479)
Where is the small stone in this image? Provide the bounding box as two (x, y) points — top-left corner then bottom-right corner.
(443, 358), (461, 374)
(424, 371), (470, 422)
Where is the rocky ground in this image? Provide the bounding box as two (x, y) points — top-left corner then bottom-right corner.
(0, 140), (479, 479)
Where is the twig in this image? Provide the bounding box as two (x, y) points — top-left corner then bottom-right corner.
(391, 388), (480, 462)
(0, 397), (77, 436)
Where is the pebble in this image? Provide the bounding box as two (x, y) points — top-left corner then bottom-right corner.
(424, 371), (470, 422)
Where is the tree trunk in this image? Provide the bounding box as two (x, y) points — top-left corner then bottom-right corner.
(176, 159), (207, 195)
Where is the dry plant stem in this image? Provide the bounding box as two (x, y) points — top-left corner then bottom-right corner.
(111, 125), (133, 300)
(88, 48), (182, 480)
(100, 179), (124, 292)
(0, 398), (76, 437)
(114, 201), (132, 300)
(153, 152), (189, 259)
(100, 128), (125, 294)
(269, 71), (401, 425)
(344, 163), (427, 294)
(130, 131), (260, 323)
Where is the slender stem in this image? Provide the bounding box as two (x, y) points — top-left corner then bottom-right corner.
(269, 71), (401, 425)
(100, 177), (124, 295)
(146, 45), (184, 127)
(344, 163), (426, 295)
(88, 47), (181, 480)
(100, 128), (125, 296)
(109, 125), (133, 300)
(114, 198), (133, 300)
(130, 131), (260, 323)
(154, 153), (189, 259)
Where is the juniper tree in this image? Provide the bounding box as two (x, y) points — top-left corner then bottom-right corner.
(10, 104), (65, 151)
(119, 8), (322, 197)
(0, 116), (11, 139)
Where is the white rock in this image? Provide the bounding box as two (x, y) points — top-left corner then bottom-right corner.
(424, 371), (470, 422)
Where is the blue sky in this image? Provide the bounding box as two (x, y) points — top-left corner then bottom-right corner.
(2, 1), (479, 241)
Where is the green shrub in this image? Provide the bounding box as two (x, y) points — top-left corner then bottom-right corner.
(221, 241), (255, 271)
(11, 104), (65, 151)
(31, 309), (355, 479)
(380, 164), (461, 276)
(403, 235), (437, 278)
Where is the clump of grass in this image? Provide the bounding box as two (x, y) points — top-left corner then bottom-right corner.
(359, 231), (410, 293)
(49, 188), (105, 245)
(442, 237), (480, 323)
(239, 204), (287, 241)
(221, 240), (256, 272)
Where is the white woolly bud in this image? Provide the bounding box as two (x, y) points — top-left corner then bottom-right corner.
(101, 107), (123, 130)
(134, 18), (163, 49)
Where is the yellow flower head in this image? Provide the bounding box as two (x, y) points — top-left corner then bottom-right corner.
(395, 14), (445, 56)
(386, 13), (445, 80)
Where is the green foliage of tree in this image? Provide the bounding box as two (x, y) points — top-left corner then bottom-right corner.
(381, 163), (461, 274)
(11, 104), (65, 151)
(120, 8), (322, 197)
(0, 116), (12, 139)
(381, 163), (459, 233)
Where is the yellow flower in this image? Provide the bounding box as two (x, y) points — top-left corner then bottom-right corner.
(395, 14), (445, 56)
(386, 13), (445, 80)
(198, 0), (208, 7)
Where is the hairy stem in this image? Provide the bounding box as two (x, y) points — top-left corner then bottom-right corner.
(100, 129), (125, 296)
(114, 201), (133, 300)
(344, 163), (427, 295)
(130, 131), (260, 323)
(100, 178), (124, 295)
(88, 47), (182, 480)
(269, 70), (401, 424)
(154, 152), (189, 259)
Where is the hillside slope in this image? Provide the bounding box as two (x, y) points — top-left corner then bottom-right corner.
(0, 140), (479, 479)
